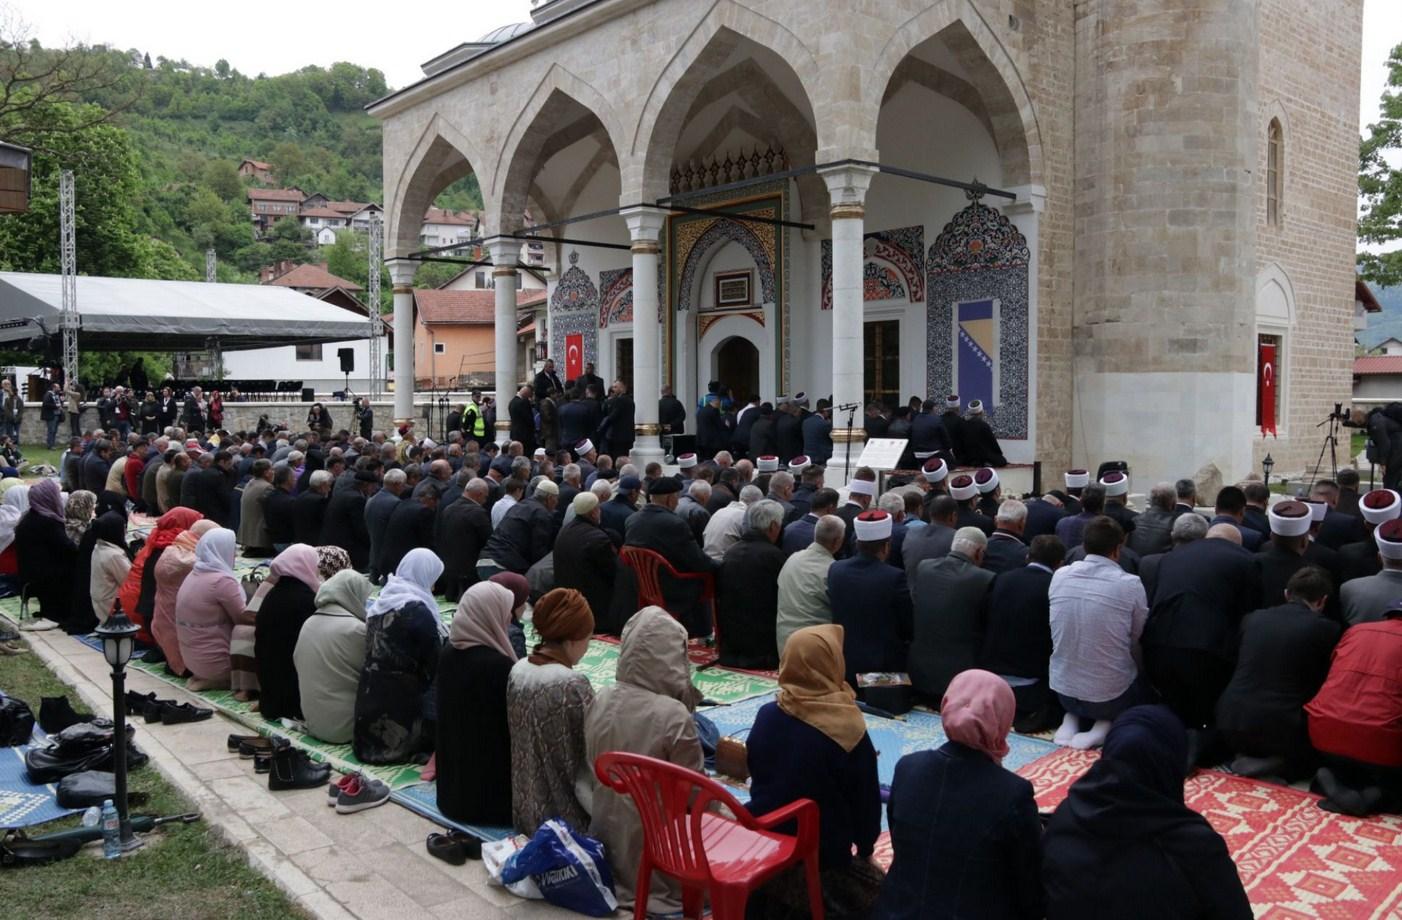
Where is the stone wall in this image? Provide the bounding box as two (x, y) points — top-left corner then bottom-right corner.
(1253, 0), (1364, 476)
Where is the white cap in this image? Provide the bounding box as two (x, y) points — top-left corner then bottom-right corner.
(677, 453), (697, 469)
(853, 510), (893, 541)
(949, 474), (978, 502)
(1377, 519), (1402, 560)
(847, 478), (876, 497)
(1100, 471), (1129, 497)
(968, 399), (985, 416)
(974, 468), (1000, 494)
(1361, 489), (1402, 526)
(1267, 501), (1313, 538)
(922, 457), (948, 484)
(533, 447), (546, 458)
(794, 391), (809, 408)
(422, 438), (438, 449)
(575, 439), (594, 456)
(757, 455), (779, 472)
(788, 455), (810, 474)
(1305, 500), (1328, 523)
(1065, 469), (1090, 489)
(945, 394), (961, 409)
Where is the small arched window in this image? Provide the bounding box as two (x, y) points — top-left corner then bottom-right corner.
(1266, 119), (1283, 226)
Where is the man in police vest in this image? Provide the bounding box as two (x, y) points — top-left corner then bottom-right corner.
(461, 388), (488, 447)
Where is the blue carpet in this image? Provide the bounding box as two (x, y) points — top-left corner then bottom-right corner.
(0, 727), (81, 828)
(74, 632), (147, 660)
(390, 782), (515, 843)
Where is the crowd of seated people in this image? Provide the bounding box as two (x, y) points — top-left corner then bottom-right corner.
(18, 392), (1402, 917)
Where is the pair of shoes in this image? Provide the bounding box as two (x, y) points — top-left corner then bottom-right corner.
(426, 831), (483, 865)
(334, 774), (390, 814)
(227, 733), (259, 753)
(126, 691), (158, 716)
(38, 696), (93, 734)
(237, 736), (276, 758)
(327, 773), (357, 805)
(141, 698), (212, 724)
(267, 745), (331, 791)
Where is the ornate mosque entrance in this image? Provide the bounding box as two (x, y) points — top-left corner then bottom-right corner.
(715, 336), (760, 405)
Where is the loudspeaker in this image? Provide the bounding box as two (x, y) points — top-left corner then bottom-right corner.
(301, 387), (315, 402)
(337, 348), (354, 374)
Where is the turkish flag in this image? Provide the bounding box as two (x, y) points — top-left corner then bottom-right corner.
(565, 333), (583, 381)
(1258, 342), (1277, 438)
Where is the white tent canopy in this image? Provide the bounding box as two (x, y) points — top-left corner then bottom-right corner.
(0, 272), (372, 351)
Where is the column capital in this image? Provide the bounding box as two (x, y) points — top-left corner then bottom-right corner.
(621, 205), (667, 244)
(486, 238), (519, 268)
(997, 184), (1047, 216)
(818, 163), (878, 211)
(385, 258), (418, 289)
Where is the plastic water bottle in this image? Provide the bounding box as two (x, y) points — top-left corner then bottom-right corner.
(100, 798), (120, 859)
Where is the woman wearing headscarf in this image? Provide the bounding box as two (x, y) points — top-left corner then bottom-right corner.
(295, 569), (374, 744)
(489, 571), (531, 659)
(1041, 705), (1251, 920)
(151, 518), (218, 676)
(15, 479), (78, 630)
(353, 548), (444, 763)
(315, 545), (352, 582)
(507, 587), (596, 834)
(175, 528), (250, 691)
(436, 580), (518, 826)
(64, 489), (96, 545)
(874, 670), (1043, 919)
(585, 606), (704, 914)
(0, 484), (29, 586)
(254, 544), (324, 722)
(746, 624), (884, 919)
(117, 506), (202, 647)
(87, 512), (132, 629)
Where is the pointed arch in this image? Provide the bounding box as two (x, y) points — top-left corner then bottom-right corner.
(632, 1), (822, 201)
(866, 1), (1041, 188)
(491, 64), (627, 233)
(387, 114), (488, 257)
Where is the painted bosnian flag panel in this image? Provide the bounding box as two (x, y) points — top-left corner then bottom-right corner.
(957, 299), (996, 413)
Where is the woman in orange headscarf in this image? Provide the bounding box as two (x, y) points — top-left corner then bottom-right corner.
(116, 507), (202, 648)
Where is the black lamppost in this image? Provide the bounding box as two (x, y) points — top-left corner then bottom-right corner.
(437, 395), (449, 443)
(95, 602), (141, 853)
(1263, 453), (1275, 489)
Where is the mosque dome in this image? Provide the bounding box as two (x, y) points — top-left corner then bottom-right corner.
(478, 22), (533, 44)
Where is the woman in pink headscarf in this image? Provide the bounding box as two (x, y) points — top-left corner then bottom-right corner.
(872, 670), (1044, 920)
(151, 519), (218, 676)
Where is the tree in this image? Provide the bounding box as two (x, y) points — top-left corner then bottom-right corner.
(214, 58), (230, 79)
(1359, 41), (1402, 287)
(202, 158), (243, 201)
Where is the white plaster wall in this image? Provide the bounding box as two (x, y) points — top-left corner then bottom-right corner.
(222, 338), (375, 395)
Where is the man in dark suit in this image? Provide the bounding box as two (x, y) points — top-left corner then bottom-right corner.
(1172, 479), (1199, 521)
(577, 362), (605, 405)
(658, 385), (686, 436)
(910, 400), (952, 466)
(1140, 511), (1208, 603)
(1335, 468), (1363, 518)
(1142, 521), (1261, 762)
(557, 390), (592, 450)
(189, 450), (237, 527)
(553, 491), (618, 625)
(1253, 500), (1321, 608)
(960, 400), (1007, 467)
(1210, 485), (1263, 552)
(781, 487), (839, 556)
(1241, 481), (1272, 542)
(716, 498), (787, 669)
(435, 478), (492, 600)
(378, 487), (438, 579)
(599, 475), (641, 541)
(366, 468), (407, 580)
(695, 393), (725, 460)
(903, 495), (959, 591)
(938, 395), (967, 462)
(614, 476), (717, 636)
(507, 384), (536, 454)
(949, 473), (994, 536)
(983, 498), (1030, 574)
(157, 387), (178, 431)
(980, 534), (1066, 732)
(910, 526), (995, 701)
(828, 509), (912, 690)
(321, 471), (378, 572)
(291, 470), (333, 545)
(600, 380), (634, 458)
(1312, 480), (1369, 550)
(1022, 493), (1065, 540)
(532, 359), (563, 401)
(747, 404), (778, 459)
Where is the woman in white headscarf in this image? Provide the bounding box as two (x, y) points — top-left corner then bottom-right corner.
(0, 484), (29, 580)
(353, 548), (444, 764)
(175, 527), (250, 691)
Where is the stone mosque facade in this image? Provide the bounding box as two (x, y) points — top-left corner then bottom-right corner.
(370, 0), (1363, 488)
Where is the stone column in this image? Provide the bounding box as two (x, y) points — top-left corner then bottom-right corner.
(488, 240), (519, 446)
(623, 206), (666, 467)
(820, 164), (876, 485)
(386, 258), (418, 425)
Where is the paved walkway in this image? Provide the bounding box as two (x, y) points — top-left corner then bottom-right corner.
(16, 623), (577, 920)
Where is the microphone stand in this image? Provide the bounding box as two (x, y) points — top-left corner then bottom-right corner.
(841, 403), (859, 481)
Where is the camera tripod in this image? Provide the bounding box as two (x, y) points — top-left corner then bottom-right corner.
(1306, 407), (1345, 492)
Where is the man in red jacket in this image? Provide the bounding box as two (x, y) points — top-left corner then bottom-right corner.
(1307, 523), (1402, 815)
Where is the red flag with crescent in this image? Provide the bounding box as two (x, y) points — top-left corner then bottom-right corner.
(1258, 341), (1277, 438)
(565, 333), (583, 381)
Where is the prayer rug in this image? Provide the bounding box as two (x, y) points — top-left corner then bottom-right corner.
(390, 782), (514, 843)
(0, 726), (80, 828)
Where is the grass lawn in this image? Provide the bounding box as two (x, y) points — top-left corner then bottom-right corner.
(3, 645), (303, 920)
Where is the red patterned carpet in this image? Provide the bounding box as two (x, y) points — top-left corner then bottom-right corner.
(876, 747), (1402, 917)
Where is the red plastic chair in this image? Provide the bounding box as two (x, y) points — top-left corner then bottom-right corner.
(594, 751), (823, 920)
(619, 546), (716, 633)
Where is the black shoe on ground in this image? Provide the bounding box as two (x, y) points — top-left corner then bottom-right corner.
(158, 702), (212, 725)
(426, 831), (482, 865)
(38, 696), (92, 734)
(227, 733), (259, 753)
(238, 737), (276, 758)
(125, 690), (157, 717)
(141, 698), (174, 723)
(267, 746), (330, 791)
